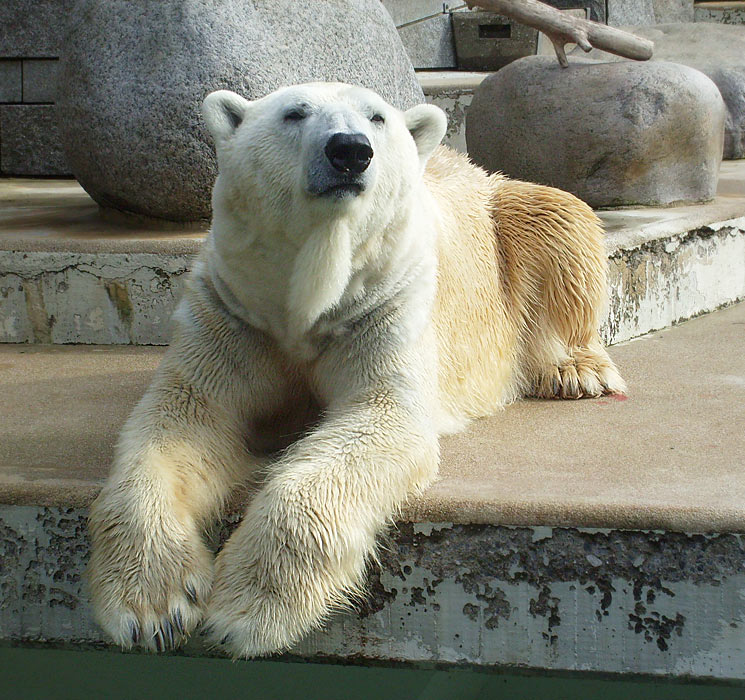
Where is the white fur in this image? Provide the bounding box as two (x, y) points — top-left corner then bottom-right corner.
(87, 82), (622, 659)
(88, 83), (447, 656)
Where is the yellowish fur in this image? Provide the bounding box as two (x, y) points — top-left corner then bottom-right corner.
(429, 145), (623, 420)
(88, 83), (625, 659)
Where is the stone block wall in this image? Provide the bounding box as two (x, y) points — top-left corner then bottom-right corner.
(0, 0), (72, 176)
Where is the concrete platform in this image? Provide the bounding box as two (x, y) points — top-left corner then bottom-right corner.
(1, 302), (744, 532)
(1, 304), (745, 679)
(2, 163), (745, 346)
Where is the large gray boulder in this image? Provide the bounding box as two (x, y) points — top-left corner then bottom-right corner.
(466, 56), (725, 208)
(57, 0), (424, 223)
(574, 23), (745, 159)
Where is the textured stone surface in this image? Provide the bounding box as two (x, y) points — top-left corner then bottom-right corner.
(467, 57), (725, 207)
(654, 0), (694, 22)
(0, 60), (22, 102)
(606, 0), (655, 25)
(0, 0), (74, 57)
(22, 59), (59, 103)
(397, 13), (456, 69)
(576, 23), (745, 159)
(381, 0), (449, 26)
(57, 0), (424, 223)
(0, 105), (70, 176)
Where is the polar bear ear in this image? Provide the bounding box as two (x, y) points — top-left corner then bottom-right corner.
(202, 90), (252, 143)
(404, 104), (447, 164)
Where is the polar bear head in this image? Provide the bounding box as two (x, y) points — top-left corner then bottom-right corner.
(202, 83), (447, 234)
(201, 83), (447, 340)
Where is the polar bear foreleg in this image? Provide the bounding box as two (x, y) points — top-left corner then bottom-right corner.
(204, 372), (439, 657)
(88, 299), (291, 651)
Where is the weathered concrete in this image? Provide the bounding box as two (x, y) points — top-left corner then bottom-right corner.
(1, 300), (745, 678)
(467, 56), (726, 208)
(419, 71), (488, 152)
(452, 12), (538, 71)
(0, 180), (203, 344)
(0, 250), (194, 344)
(2, 516), (744, 678)
(57, 0), (424, 223)
(601, 212), (745, 343)
(303, 525), (745, 677)
(695, 1), (745, 24)
(3, 169), (745, 345)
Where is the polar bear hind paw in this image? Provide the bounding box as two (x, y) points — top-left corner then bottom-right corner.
(531, 346), (626, 400)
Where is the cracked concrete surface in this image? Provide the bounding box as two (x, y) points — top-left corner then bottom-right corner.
(0, 250), (193, 344)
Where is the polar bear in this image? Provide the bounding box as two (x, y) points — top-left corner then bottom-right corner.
(88, 82), (625, 658)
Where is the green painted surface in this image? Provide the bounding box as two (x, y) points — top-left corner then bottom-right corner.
(1, 647), (744, 700)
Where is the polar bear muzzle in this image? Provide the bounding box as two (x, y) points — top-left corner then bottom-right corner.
(308, 131), (373, 199)
(324, 133), (373, 176)
(306, 129), (374, 199)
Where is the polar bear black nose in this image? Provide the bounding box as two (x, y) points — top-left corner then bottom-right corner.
(324, 133), (373, 175)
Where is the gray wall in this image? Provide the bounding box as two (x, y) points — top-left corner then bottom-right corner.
(0, 0), (72, 176)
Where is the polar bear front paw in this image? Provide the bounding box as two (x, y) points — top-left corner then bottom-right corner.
(88, 516), (214, 652)
(203, 546), (325, 658)
(202, 490), (353, 658)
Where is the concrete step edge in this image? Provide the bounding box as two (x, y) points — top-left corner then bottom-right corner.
(1, 168), (744, 346)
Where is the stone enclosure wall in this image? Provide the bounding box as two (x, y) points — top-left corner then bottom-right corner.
(0, 0), (715, 178)
(0, 0), (72, 176)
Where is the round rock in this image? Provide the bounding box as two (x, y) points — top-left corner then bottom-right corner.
(574, 23), (745, 160)
(466, 56), (725, 208)
(57, 0), (424, 223)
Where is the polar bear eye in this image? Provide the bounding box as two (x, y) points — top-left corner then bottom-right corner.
(284, 109), (307, 122)
(371, 114), (385, 124)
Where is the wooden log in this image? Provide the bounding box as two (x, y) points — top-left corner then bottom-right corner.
(466, 0), (654, 67)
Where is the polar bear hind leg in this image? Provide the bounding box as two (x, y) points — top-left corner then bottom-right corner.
(494, 177), (627, 400)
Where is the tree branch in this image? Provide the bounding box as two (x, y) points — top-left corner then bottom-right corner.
(466, 0), (654, 67)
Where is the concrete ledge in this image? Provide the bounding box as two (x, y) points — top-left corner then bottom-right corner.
(2, 507), (744, 681)
(1, 303), (744, 678)
(695, 1), (745, 23)
(419, 71), (489, 152)
(2, 164), (745, 345)
(7, 304), (745, 531)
